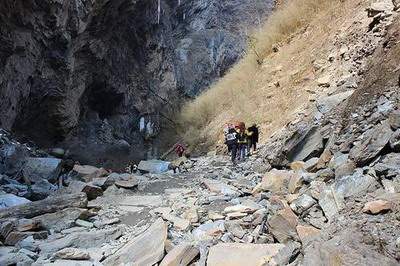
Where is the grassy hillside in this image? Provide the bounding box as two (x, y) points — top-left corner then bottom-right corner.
(178, 0), (367, 151)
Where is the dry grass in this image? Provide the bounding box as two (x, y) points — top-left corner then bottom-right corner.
(178, 0), (355, 150)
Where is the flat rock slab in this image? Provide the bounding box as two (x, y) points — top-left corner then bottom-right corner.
(160, 243), (199, 266)
(207, 243), (285, 266)
(53, 247), (90, 260)
(202, 179), (240, 197)
(103, 218), (167, 266)
(0, 193), (87, 219)
(34, 207), (87, 232)
(120, 195), (163, 207)
(39, 227), (122, 255)
(115, 179), (138, 189)
(268, 208), (299, 243)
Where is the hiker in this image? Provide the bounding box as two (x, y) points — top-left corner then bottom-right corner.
(224, 123), (234, 152)
(245, 127), (254, 156)
(174, 143), (186, 157)
(247, 124), (259, 152)
(225, 126), (239, 164)
(236, 123), (248, 161)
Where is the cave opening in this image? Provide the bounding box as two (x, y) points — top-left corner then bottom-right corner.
(87, 81), (124, 120)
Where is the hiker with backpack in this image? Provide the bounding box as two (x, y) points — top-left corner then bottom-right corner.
(236, 122), (248, 161)
(247, 124), (259, 154)
(225, 126), (239, 164)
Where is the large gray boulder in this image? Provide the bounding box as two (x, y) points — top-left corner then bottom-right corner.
(334, 169), (378, 199)
(287, 127), (324, 162)
(0, 193), (31, 209)
(349, 121), (393, 166)
(138, 160), (170, 174)
(374, 153), (400, 177)
(23, 157), (62, 183)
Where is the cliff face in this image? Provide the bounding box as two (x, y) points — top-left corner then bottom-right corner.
(0, 0), (274, 168)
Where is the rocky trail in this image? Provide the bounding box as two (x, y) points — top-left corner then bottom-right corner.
(1, 87), (400, 265)
(1, 1), (400, 266)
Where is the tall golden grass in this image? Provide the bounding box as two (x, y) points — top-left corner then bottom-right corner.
(179, 0), (344, 149)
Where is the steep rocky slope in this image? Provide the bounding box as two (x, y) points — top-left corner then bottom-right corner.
(0, 0), (274, 169)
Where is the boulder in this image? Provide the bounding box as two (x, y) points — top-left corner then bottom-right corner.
(0, 193), (31, 209)
(225, 221), (246, 239)
(53, 247), (90, 260)
(374, 153), (400, 177)
(138, 160), (170, 174)
(202, 179), (240, 197)
(287, 128), (324, 162)
(34, 208), (87, 232)
(0, 250), (34, 265)
(318, 185), (341, 221)
(22, 157), (62, 183)
(0, 144), (29, 176)
(71, 165), (108, 182)
(162, 213), (190, 231)
(30, 179), (57, 200)
(268, 208), (299, 243)
(315, 168), (335, 182)
(349, 121), (393, 166)
(16, 219), (41, 232)
(362, 200), (392, 214)
(192, 221), (225, 241)
(207, 243), (285, 266)
(160, 243), (199, 266)
(290, 194), (316, 215)
(304, 157), (319, 172)
(334, 170), (378, 199)
(0, 193), (87, 219)
(103, 219), (167, 266)
(335, 161), (356, 179)
(252, 169), (295, 194)
(104, 173), (139, 187)
(271, 241), (301, 265)
(68, 181), (103, 200)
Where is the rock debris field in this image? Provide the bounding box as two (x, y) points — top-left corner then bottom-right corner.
(0, 89), (400, 265)
(0, 1), (400, 265)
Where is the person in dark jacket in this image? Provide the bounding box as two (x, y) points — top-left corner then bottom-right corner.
(225, 127), (239, 164)
(247, 124), (259, 152)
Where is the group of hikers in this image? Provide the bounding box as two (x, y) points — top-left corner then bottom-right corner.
(224, 122), (259, 165)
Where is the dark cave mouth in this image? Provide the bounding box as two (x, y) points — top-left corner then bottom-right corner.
(87, 82), (124, 120)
